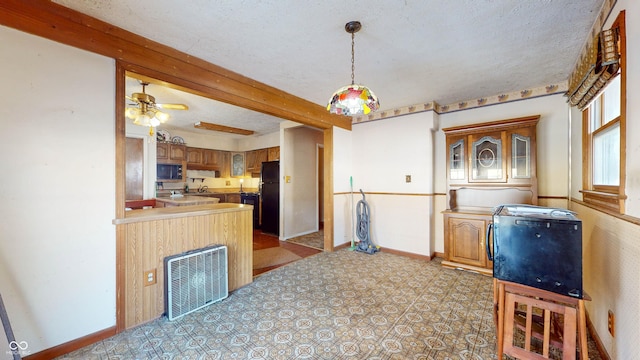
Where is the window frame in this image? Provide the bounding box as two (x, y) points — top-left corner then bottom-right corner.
(581, 11), (627, 214)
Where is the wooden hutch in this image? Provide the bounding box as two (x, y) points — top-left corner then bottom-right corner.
(442, 115), (539, 275)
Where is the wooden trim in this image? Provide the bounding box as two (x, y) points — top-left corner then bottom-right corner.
(333, 242), (351, 251)
(381, 247), (432, 261)
(442, 115), (540, 135)
(441, 260), (493, 276)
(115, 64), (127, 333)
(323, 128), (334, 252)
(432, 251), (445, 259)
(615, 11), (627, 214)
(334, 191), (443, 196)
(23, 326), (116, 360)
(0, 1), (351, 131)
(586, 311), (612, 360)
(571, 197), (640, 226)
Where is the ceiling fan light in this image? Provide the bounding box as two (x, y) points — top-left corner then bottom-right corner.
(154, 110), (169, 122)
(125, 107), (139, 119)
(134, 113), (152, 127)
(149, 117), (161, 127)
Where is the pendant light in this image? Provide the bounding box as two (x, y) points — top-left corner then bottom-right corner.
(327, 21), (379, 116)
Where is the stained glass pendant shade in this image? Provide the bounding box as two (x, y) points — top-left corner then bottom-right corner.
(327, 21), (379, 116)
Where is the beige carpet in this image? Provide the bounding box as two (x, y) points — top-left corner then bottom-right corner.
(253, 247), (302, 269)
(287, 229), (324, 250)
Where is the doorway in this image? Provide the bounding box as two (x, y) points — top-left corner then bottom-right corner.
(125, 137), (144, 200)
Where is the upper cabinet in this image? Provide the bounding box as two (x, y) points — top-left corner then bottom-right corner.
(184, 145), (279, 177)
(186, 146), (229, 174)
(444, 115), (539, 210)
(267, 146), (280, 161)
(157, 143), (185, 164)
(245, 148), (268, 175)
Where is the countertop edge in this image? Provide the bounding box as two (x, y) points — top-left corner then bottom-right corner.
(113, 204), (253, 225)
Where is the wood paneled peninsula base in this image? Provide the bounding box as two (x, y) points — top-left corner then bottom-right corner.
(113, 204), (253, 329)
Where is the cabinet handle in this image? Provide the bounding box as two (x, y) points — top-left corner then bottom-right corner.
(486, 223), (494, 261)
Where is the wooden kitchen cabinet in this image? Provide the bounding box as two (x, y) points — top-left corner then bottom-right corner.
(219, 151), (231, 178)
(186, 147), (203, 166)
(442, 115), (538, 274)
(267, 146), (280, 161)
(203, 149), (222, 167)
(227, 193), (241, 203)
(443, 212), (492, 274)
(245, 149), (268, 175)
(186, 147), (226, 172)
(157, 143), (185, 163)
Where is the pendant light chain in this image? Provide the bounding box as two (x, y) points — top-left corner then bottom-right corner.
(351, 32), (355, 85)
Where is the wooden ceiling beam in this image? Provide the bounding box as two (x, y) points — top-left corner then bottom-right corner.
(0, 0), (352, 131)
(194, 121), (255, 136)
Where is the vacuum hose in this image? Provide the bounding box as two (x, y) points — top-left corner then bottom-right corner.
(355, 189), (379, 254)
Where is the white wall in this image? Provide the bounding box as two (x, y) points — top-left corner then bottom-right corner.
(349, 112), (436, 256)
(332, 127), (354, 247)
(283, 126), (323, 238)
(238, 131), (279, 151)
(0, 25), (116, 355)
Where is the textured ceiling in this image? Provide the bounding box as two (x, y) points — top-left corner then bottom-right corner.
(55, 0), (603, 137)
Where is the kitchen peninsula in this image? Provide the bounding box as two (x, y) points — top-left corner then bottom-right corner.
(155, 195), (221, 207)
(113, 203), (253, 329)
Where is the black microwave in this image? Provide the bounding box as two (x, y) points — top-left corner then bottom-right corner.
(157, 163), (183, 180)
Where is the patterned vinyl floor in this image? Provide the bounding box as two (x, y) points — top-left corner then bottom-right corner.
(57, 250), (600, 359)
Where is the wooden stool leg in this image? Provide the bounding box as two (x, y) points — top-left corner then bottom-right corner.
(578, 300), (588, 360)
(497, 281), (505, 358)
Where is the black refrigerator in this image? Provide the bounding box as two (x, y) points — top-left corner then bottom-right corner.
(260, 161), (279, 235)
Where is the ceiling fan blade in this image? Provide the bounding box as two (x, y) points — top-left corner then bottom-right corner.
(156, 103), (189, 110)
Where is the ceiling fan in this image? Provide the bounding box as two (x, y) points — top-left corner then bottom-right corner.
(125, 81), (188, 134)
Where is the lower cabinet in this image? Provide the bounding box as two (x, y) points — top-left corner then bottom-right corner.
(443, 211), (493, 275)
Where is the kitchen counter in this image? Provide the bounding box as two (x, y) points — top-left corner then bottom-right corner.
(155, 195), (220, 207)
(185, 187), (259, 195)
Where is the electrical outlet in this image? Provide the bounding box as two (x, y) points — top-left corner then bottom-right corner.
(225, 180), (231, 186)
(144, 269), (157, 286)
(405, 175), (412, 183)
(608, 310), (615, 336)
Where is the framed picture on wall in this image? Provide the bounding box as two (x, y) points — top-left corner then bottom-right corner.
(231, 152), (245, 177)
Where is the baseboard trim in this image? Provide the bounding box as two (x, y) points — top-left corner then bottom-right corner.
(380, 247), (432, 261)
(586, 311), (611, 360)
(23, 326), (116, 360)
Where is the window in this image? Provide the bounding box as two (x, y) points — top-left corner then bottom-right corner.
(581, 12), (626, 214)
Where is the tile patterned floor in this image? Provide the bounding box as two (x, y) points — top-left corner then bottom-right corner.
(57, 250), (599, 359)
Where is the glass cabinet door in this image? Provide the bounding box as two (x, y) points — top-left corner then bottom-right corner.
(512, 133), (531, 178)
(449, 139), (465, 180)
(471, 135), (503, 181)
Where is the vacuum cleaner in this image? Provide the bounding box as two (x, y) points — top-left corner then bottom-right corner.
(355, 189), (380, 254)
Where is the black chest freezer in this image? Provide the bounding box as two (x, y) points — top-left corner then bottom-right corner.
(489, 204), (583, 298)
